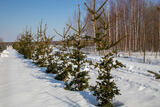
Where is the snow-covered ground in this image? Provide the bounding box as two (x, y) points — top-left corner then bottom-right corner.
(0, 47), (95, 107)
(88, 54), (160, 107)
(0, 47), (160, 107)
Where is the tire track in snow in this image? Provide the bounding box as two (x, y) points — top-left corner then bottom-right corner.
(113, 69), (160, 93)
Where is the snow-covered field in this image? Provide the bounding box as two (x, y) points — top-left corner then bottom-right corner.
(0, 47), (160, 107)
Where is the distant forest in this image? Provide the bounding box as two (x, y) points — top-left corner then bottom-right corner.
(84, 0), (160, 54)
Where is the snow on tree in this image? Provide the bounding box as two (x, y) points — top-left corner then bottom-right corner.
(53, 26), (73, 81)
(65, 5), (92, 91)
(32, 22), (53, 67)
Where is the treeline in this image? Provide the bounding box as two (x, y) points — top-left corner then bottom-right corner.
(85, 0), (160, 54)
(13, 0), (127, 106)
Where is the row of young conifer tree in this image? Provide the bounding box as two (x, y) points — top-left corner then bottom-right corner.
(13, 0), (126, 107)
(0, 38), (6, 53)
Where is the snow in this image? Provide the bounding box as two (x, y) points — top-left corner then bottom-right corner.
(0, 50), (9, 57)
(0, 47), (160, 107)
(112, 56), (160, 107)
(0, 47), (95, 107)
(87, 54), (160, 107)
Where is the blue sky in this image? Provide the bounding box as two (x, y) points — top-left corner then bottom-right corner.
(0, 0), (158, 42)
(0, 0), (85, 42)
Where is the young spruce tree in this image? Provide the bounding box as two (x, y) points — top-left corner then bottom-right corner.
(46, 51), (61, 74)
(32, 22), (53, 67)
(85, 0), (126, 106)
(65, 5), (92, 91)
(53, 26), (72, 81)
(13, 29), (34, 59)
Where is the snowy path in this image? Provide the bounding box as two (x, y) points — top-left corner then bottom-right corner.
(0, 47), (95, 107)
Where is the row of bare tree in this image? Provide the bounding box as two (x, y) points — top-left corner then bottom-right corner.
(85, 0), (160, 55)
